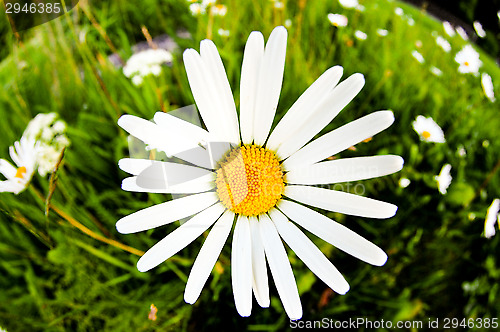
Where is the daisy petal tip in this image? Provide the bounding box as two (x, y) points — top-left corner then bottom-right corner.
(375, 252), (389, 267)
(183, 294), (196, 305)
(337, 282), (350, 295)
(137, 257), (155, 273)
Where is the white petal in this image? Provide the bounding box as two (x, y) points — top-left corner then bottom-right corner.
(116, 192), (219, 234)
(278, 200), (387, 266)
(283, 110), (395, 170)
(240, 31), (265, 144)
(136, 203), (225, 272)
(118, 158), (155, 176)
(269, 208), (350, 294)
(249, 216), (270, 307)
(9, 145), (21, 168)
(286, 155), (404, 185)
(276, 73), (365, 159)
(231, 215), (253, 317)
(184, 210), (235, 304)
(0, 159), (17, 179)
(285, 185), (397, 219)
(134, 160), (212, 188)
(121, 173), (214, 194)
(252, 26), (288, 146)
(259, 213), (302, 320)
(266, 66), (344, 150)
(117, 115), (167, 151)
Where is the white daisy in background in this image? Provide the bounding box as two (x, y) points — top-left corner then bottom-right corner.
(457, 146), (466, 157)
(189, 3), (206, 16)
(399, 177), (410, 188)
(412, 115), (445, 143)
(339, 0), (358, 9)
(116, 26), (403, 320)
(201, 0), (216, 6)
(272, 1), (284, 9)
(376, 29), (389, 37)
(455, 26), (469, 40)
(218, 28), (230, 37)
(327, 13), (348, 27)
(435, 164), (452, 195)
(484, 199), (500, 238)
(415, 40), (422, 48)
(455, 45), (482, 75)
(0, 137), (38, 194)
(406, 16), (415, 26)
(211, 4), (227, 16)
(435, 35), (451, 52)
(473, 21), (486, 38)
(22, 113), (70, 177)
(123, 49), (173, 86)
(442, 21), (456, 37)
(354, 30), (367, 40)
(430, 66), (443, 76)
(481, 73), (496, 102)
(284, 19), (292, 28)
(394, 7), (404, 16)
(411, 50), (425, 64)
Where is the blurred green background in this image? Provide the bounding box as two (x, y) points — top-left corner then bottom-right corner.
(0, 0), (499, 330)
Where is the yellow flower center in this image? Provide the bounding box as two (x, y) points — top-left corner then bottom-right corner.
(422, 131), (431, 139)
(15, 166), (27, 179)
(464, 61), (469, 66)
(215, 145), (285, 216)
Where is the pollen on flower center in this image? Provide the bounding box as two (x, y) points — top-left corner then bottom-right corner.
(215, 145), (285, 216)
(15, 166), (27, 179)
(422, 130), (431, 139)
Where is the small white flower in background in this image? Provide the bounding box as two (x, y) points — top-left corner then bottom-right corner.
(406, 16), (415, 26)
(272, 1), (284, 9)
(327, 13), (348, 27)
(284, 19), (292, 28)
(457, 146), (466, 157)
(455, 45), (482, 75)
(354, 30), (367, 40)
(484, 199), (500, 238)
(442, 21), (455, 37)
(123, 49), (173, 86)
(399, 177), (411, 188)
(211, 4), (227, 16)
(435, 164), (452, 195)
(412, 115), (445, 143)
(189, 3), (206, 16)
(201, 0), (216, 6)
(473, 21), (486, 38)
(430, 66), (443, 76)
(0, 137), (38, 194)
(411, 50), (425, 64)
(481, 73), (496, 102)
(435, 35), (451, 52)
(376, 29), (388, 36)
(22, 113), (70, 177)
(218, 28), (230, 37)
(415, 40), (422, 48)
(455, 26), (468, 40)
(339, 0), (358, 9)
(356, 4), (365, 11)
(394, 7), (404, 16)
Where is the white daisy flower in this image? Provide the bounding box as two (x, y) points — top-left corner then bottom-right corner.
(116, 26), (403, 320)
(430, 66), (443, 76)
(481, 73), (496, 102)
(284, 19), (292, 28)
(411, 50), (425, 64)
(399, 177), (410, 188)
(0, 137), (38, 194)
(376, 29), (389, 37)
(189, 3), (206, 16)
(339, 0), (358, 9)
(406, 16), (415, 26)
(218, 28), (230, 37)
(442, 21), (455, 37)
(123, 49), (173, 85)
(484, 199), (500, 238)
(457, 146), (466, 157)
(435, 164), (452, 195)
(412, 115), (445, 143)
(21, 113), (70, 177)
(354, 30), (367, 40)
(201, 0), (216, 6)
(473, 21), (486, 38)
(327, 13), (348, 27)
(211, 4), (227, 16)
(394, 7), (404, 16)
(435, 35), (451, 52)
(456, 26), (469, 40)
(455, 45), (482, 75)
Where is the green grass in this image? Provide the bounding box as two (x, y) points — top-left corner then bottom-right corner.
(1, 0), (499, 330)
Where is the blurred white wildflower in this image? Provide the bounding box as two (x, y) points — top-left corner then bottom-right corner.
(201, 0), (216, 6)
(394, 7), (404, 16)
(415, 40), (422, 48)
(356, 4), (365, 11)
(354, 30), (367, 40)
(376, 29), (388, 36)
(218, 28), (230, 37)
(22, 113), (70, 177)
(455, 26), (468, 40)
(484, 199), (500, 238)
(473, 21), (486, 38)
(411, 50), (425, 64)
(189, 3), (206, 16)
(435, 35), (451, 52)
(272, 1), (284, 9)
(284, 19), (292, 28)
(498, 11), (500, 21)
(455, 45), (482, 75)
(468, 212), (476, 221)
(481, 73), (496, 102)
(412, 115), (445, 143)
(327, 13), (348, 27)
(406, 16), (415, 26)
(339, 0), (358, 8)
(211, 4), (227, 16)
(123, 49), (173, 86)
(435, 164), (452, 195)
(457, 146), (466, 157)
(442, 21), (455, 37)
(0, 137), (38, 194)
(399, 177), (411, 188)
(430, 66), (443, 76)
